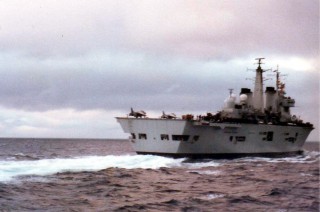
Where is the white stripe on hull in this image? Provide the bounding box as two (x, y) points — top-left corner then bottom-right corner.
(116, 118), (312, 155)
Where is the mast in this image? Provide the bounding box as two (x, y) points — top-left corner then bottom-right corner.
(253, 58), (265, 112)
(275, 65), (280, 90)
(228, 88), (234, 97)
(273, 65), (286, 96)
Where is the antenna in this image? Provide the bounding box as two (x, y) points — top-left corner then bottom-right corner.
(254, 58), (271, 73)
(272, 65), (289, 96)
(255, 58), (265, 67)
(228, 88), (234, 97)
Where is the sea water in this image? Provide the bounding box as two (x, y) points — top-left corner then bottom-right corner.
(0, 138), (319, 211)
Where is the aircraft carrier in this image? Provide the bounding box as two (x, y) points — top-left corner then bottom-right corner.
(116, 58), (314, 158)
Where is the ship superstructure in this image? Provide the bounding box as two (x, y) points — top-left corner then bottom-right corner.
(116, 59), (314, 157)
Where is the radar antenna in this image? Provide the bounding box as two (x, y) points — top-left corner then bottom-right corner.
(255, 58), (265, 68)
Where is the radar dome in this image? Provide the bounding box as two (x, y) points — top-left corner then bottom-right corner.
(239, 94), (248, 101)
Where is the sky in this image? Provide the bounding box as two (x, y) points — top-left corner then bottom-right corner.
(0, 0), (319, 140)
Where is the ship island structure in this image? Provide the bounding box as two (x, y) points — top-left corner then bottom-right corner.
(116, 58), (314, 158)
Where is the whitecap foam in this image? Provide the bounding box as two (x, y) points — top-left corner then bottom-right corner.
(0, 155), (185, 182)
(3, 151), (314, 182)
(197, 193), (224, 200)
(182, 160), (221, 169)
(234, 151), (319, 164)
(189, 170), (221, 175)
(206, 193), (224, 200)
(0, 154), (226, 182)
(305, 151), (320, 158)
(265, 156), (315, 164)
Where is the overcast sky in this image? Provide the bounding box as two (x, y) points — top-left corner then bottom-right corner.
(0, 0), (319, 140)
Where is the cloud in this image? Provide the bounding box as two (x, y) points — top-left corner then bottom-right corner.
(0, 0), (318, 59)
(0, 0), (318, 140)
(0, 52), (317, 112)
(0, 106), (124, 138)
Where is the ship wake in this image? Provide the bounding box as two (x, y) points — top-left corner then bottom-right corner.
(0, 152), (318, 182)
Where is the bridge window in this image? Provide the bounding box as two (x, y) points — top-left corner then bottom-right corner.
(261, 131), (274, 141)
(286, 137), (296, 143)
(235, 136), (246, 142)
(160, 134), (169, 140)
(131, 133), (136, 139)
(267, 131), (273, 141)
(193, 135), (200, 141)
(138, 133), (147, 140)
(172, 135), (190, 141)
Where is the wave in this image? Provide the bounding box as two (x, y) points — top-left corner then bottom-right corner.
(0, 151), (318, 182)
(0, 155), (218, 182)
(234, 150), (320, 164)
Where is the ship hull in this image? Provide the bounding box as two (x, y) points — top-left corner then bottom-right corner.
(135, 151), (303, 159)
(116, 117), (313, 158)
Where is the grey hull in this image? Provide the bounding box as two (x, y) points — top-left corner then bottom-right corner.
(116, 117), (313, 157)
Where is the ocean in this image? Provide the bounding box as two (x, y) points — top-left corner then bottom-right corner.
(0, 138), (319, 211)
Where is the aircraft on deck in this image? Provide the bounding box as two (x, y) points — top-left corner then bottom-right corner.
(161, 111), (177, 119)
(129, 108), (147, 118)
